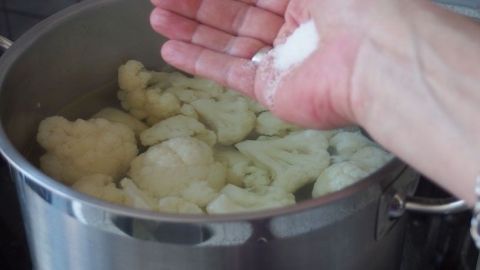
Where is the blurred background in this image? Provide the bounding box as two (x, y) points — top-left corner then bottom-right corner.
(0, 0), (83, 40)
(1, 0), (478, 41)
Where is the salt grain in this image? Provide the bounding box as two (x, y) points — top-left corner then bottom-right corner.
(273, 20), (319, 71)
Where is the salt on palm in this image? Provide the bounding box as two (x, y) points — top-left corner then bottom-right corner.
(273, 20), (320, 72)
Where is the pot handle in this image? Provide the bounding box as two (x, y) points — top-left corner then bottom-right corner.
(390, 194), (469, 217)
(0, 35), (13, 51)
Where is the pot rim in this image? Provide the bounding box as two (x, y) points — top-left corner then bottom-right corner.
(0, 0), (406, 223)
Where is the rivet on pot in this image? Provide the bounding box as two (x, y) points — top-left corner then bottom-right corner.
(389, 194), (406, 219)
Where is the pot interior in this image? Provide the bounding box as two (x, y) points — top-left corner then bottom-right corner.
(0, 0), (165, 159)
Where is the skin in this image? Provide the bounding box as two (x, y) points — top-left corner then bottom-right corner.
(150, 0), (480, 205)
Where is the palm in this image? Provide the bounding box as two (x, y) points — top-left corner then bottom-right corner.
(150, 0), (361, 128)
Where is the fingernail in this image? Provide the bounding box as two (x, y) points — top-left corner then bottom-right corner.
(150, 8), (169, 27)
(161, 41), (187, 63)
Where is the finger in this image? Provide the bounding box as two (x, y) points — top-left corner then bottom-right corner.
(267, 0), (312, 46)
(151, 8), (266, 59)
(151, 0), (284, 44)
(161, 40), (257, 97)
(235, 0), (289, 16)
(273, 23), (295, 46)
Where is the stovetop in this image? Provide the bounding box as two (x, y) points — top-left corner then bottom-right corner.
(0, 1), (479, 269)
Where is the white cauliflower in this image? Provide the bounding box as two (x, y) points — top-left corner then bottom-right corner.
(117, 60), (181, 123)
(180, 181), (217, 207)
(312, 162), (368, 198)
(158, 197), (203, 214)
(206, 184), (295, 214)
(214, 147), (271, 188)
(143, 89), (182, 125)
(330, 131), (370, 158)
(206, 194), (247, 213)
(350, 146), (393, 173)
(37, 116), (138, 184)
(72, 174), (125, 204)
(120, 178), (158, 210)
(179, 104), (199, 119)
(218, 89), (244, 102)
(247, 100), (267, 114)
(121, 177), (208, 213)
(170, 75), (224, 99)
(93, 107), (148, 135)
(118, 60), (151, 93)
(39, 60), (391, 215)
(129, 137), (226, 199)
(118, 61), (229, 125)
(255, 111), (300, 136)
(149, 71), (178, 89)
(163, 74), (224, 104)
(257, 136), (281, 141)
(166, 87), (214, 104)
(236, 130), (330, 193)
(140, 115), (216, 147)
(192, 98), (256, 145)
(219, 89), (267, 114)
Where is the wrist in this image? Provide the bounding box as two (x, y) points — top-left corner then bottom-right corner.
(349, 0), (436, 129)
(350, 0), (480, 205)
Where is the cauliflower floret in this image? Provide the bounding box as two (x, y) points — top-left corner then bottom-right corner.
(247, 100), (267, 114)
(236, 130), (330, 193)
(164, 74), (224, 104)
(37, 116), (138, 184)
(218, 89), (244, 102)
(192, 98), (256, 145)
(149, 71), (177, 89)
(170, 75), (224, 98)
(72, 174), (125, 204)
(312, 162), (368, 198)
(330, 131), (370, 158)
(143, 89), (182, 125)
(214, 147), (271, 188)
(129, 137), (226, 198)
(206, 194), (247, 213)
(117, 60), (181, 122)
(255, 111), (300, 136)
(350, 146), (393, 173)
(180, 104), (199, 119)
(140, 115), (216, 147)
(219, 89), (267, 114)
(118, 60), (152, 92)
(194, 128), (217, 147)
(180, 181), (218, 207)
(120, 178), (157, 210)
(166, 87), (213, 104)
(206, 184), (295, 214)
(158, 197), (203, 214)
(93, 107), (148, 135)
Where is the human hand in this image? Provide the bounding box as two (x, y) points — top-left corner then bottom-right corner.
(149, 0), (480, 206)
(149, 0), (378, 129)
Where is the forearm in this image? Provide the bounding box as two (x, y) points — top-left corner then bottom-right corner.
(353, 0), (480, 204)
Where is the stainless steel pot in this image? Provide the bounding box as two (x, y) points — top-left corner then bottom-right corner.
(0, 1), (468, 269)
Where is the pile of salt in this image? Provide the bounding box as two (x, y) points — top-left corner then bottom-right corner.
(273, 20), (320, 72)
